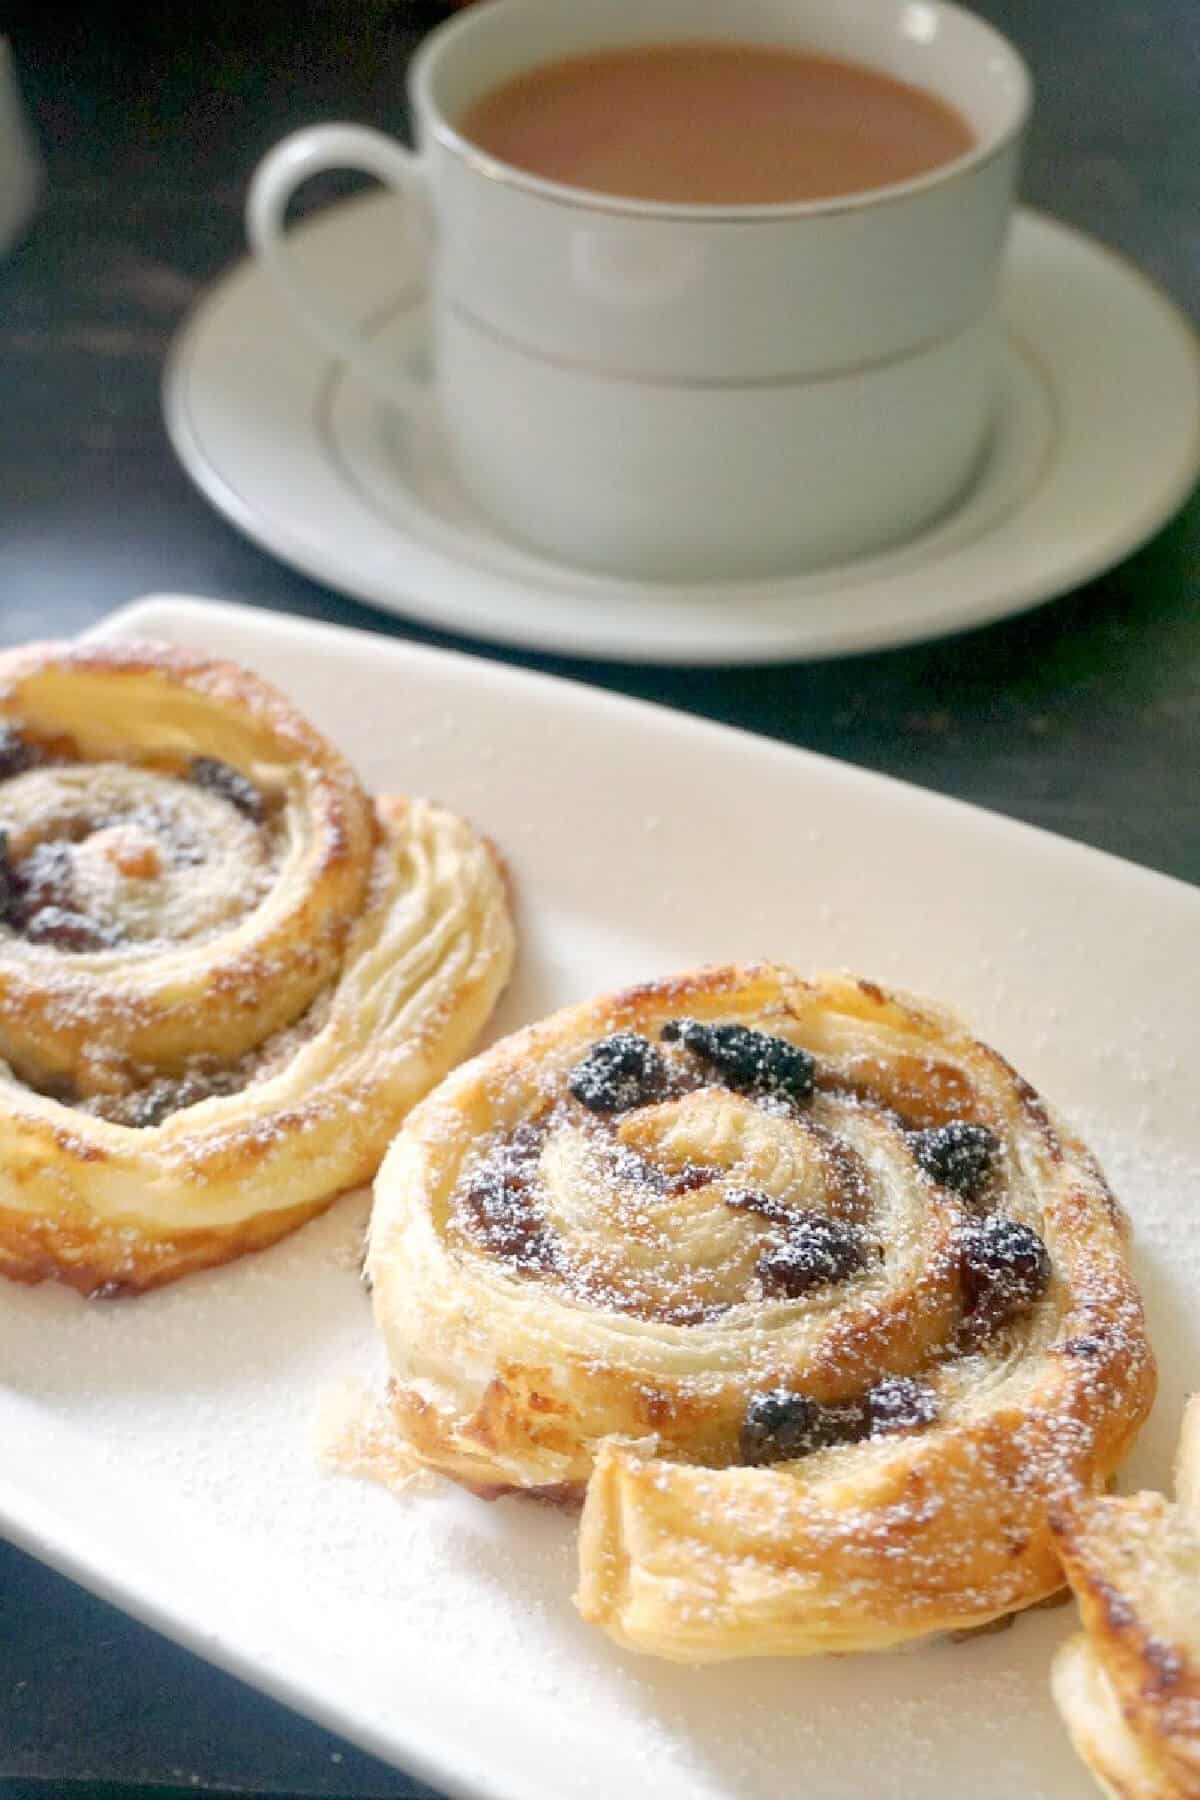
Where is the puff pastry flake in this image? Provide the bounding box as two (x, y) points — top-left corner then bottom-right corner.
(1052, 1398), (1200, 1798)
(0, 639), (514, 1295)
(368, 962), (1155, 1661)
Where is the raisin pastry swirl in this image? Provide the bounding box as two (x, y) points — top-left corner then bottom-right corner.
(0, 640), (514, 1295)
(1051, 1397), (1200, 1798)
(368, 962), (1155, 1661)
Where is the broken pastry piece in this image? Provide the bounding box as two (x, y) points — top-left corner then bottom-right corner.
(0, 639), (514, 1294)
(367, 961), (1155, 1660)
(1052, 1397), (1200, 1798)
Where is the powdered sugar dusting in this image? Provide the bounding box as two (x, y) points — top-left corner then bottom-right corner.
(316, 1378), (430, 1496)
(3, 600), (1199, 1800)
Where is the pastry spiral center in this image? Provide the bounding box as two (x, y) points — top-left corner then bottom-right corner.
(446, 1015), (1053, 1383)
(453, 1083), (882, 1324)
(0, 763), (277, 952)
(539, 1126), (768, 1318)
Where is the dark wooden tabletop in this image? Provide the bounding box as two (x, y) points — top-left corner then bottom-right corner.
(0, 1), (1197, 1796)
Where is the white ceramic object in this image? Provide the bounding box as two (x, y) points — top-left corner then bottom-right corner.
(0, 39), (43, 255)
(3, 592), (1200, 1800)
(246, 0), (1030, 577)
(164, 198), (1200, 665)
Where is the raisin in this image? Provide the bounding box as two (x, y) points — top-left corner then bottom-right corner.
(188, 756), (265, 823)
(723, 1186), (793, 1224)
(0, 831), (19, 923)
(116, 1081), (186, 1129)
(911, 1122), (1000, 1200)
(661, 1019), (815, 1102)
(960, 1215), (1051, 1323)
(462, 1127), (550, 1264)
(0, 837), (122, 950)
(568, 1033), (665, 1113)
(867, 1375), (939, 1435)
(470, 1175), (552, 1265)
(0, 725), (41, 780)
(26, 906), (113, 951)
(13, 841), (76, 916)
(756, 1213), (864, 1298)
(89, 1065), (243, 1127)
(740, 1389), (862, 1465)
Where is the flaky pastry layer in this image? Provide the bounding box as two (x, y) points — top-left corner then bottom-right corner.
(1052, 1398), (1200, 1798)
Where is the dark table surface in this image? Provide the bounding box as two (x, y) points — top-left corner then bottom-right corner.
(1, 1), (1198, 1796)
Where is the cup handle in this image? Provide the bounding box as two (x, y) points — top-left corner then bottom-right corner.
(246, 124), (432, 416)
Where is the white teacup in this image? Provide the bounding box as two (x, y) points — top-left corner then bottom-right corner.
(246, 0), (1030, 580)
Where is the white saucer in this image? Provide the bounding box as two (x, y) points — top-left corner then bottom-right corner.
(164, 193), (1200, 665)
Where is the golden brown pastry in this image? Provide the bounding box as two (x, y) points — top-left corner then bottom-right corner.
(0, 639), (514, 1295)
(1052, 1398), (1200, 1798)
(368, 962), (1155, 1661)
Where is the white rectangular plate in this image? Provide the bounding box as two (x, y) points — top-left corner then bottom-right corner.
(3, 596), (1197, 1800)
